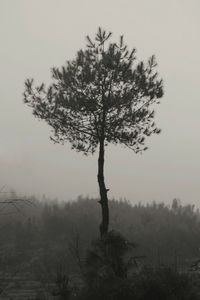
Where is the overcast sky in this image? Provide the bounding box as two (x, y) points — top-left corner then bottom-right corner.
(0, 0), (200, 205)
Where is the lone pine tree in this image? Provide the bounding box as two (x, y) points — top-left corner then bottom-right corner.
(24, 28), (163, 237)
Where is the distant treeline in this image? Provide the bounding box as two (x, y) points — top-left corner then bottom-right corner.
(0, 195), (199, 277)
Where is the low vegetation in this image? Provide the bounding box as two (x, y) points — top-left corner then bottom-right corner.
(0, 195), (200, 299)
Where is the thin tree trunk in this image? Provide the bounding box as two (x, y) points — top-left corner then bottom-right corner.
(97, 138), (109, 237)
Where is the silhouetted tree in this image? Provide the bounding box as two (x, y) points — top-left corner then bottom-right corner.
(23, 27), (163, 237)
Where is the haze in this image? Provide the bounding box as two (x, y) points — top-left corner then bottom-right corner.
(0, 0), (200, 205)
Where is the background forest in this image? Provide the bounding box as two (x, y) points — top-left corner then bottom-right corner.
(1, 195), (200, 275)
(1, 195), (200, 299)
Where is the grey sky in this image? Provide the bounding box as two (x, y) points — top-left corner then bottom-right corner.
(0, 0), (200, 205)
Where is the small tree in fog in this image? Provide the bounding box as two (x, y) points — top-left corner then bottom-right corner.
(24, 28), (163, 237)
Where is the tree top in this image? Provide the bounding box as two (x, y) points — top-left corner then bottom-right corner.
(24, 27), (164, 154)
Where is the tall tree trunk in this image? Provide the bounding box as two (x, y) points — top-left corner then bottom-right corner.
(97, 138), (109, 237)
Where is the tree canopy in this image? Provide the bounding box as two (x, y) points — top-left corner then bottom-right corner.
(24, 27), (163, 155)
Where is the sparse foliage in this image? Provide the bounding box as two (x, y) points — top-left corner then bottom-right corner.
(85, 230), (135, 282)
